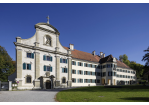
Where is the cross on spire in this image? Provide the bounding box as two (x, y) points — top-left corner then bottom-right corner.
(47, 16), (50, 24)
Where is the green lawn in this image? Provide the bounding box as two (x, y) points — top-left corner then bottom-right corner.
(56, 85), (149, 102)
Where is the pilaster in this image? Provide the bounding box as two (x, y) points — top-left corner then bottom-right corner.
(36, 28), (40, 42)
(35, 51), (40, 79)
(16, 48), (22, 79)
(55, 55), (60, 87)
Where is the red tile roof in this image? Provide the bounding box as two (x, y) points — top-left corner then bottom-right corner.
(63, 46), (100, 62)
(116, 60), (131, 69)
(63, 46), (132, 69)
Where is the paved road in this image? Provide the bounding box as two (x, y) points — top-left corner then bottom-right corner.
(0, 88), (72, 102)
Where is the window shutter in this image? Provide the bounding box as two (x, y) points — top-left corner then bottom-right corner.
(75, 61), (76, 65)
(78, 62), (79, 66)
(88, 71), (90, 75)
(23, 63), (26, 69)
(74, 78), (76, 83)
(66, 59), (67, 64)
(88, 79), (90, 83)
(44, 65), (46, 71)
(92, 65), (95, 68)
(62, 68), (64, 73)
(50, 56), (52, 61)
(78, 70), (79, 74)
(43, 55), (46, 60)
(78, 79), (79, 83)
(29, 64), (31, 70)
(82, 79), (83, 83)
(81, 63), (83, 66)
(50, 67), (52, 72)
(31, 53), (34, 59)
(60, 58), (62, 63)
(84, 79), (86, 83)
(75, 70), (76, 74)
(84, 71), (85, 75)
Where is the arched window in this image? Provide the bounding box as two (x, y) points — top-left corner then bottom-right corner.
(26, 75), (31, 83)
(62, 77), (66, 83)
(45, 35), (52, 46)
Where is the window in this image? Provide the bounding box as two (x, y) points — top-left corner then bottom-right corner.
(23, 63), (31, 70)
(117, 69), (119, 71)
(72, 61), (76, 65)
(84, 79), (87, 83)
(62, 68), (67, 73)
(78, 79), (83, 83)
(123, 75), (125, 78)
(125, 70), (127, 73)
(107, 64), (111, 68)
(43, 55), (52, 61)
(131, 76), (132, 79)
(103, 65), (106, 68)
(62, 77), (66, 83)
(123, 70), (125, 72)
(26, 75), (31, 83)
(84, 63), (88, 67)
(128, 76), (130, 78)
(94, 65), (97, 68)
(90, 72), (92, 75)
(102, 72), (106, 77)
(43, 65), (52, 72)
(108, 71), (112, 76)
(120, 75), (122, 78)
(84, 71), (87, 75)
(78, 62), (83, 66)
(120, 69), (122, 72)
(126, 75), (127, 78)
(78, 70), (83, 75)
(72, 70), (76, 74)
(60, 58), (67, 63)
(128, 71), (130, 73)
(97, 72), (100, 76)
(72, 78), (76, 83)
(27, 53), (34, 59)
(117, 74), (119, 77)
(90, 64), (92, 68)
(97, 65), (101, 69)
(96, 79), (100, 83)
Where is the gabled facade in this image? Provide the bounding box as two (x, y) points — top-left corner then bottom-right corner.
(13, 20), (136, 89)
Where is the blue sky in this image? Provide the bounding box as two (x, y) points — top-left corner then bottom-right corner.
(0, 3), (149, 65)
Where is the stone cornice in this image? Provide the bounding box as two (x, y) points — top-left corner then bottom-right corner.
(35, 23), (60, 35)
(14, 42), (72, 57)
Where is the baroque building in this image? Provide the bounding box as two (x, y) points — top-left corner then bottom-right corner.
(13, 18), (136, 89)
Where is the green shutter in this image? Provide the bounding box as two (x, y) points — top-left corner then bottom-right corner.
(31, 53), (34, 59)
(62, 68), (64, 73)
(50, 56), (52, 61)
(84, 71), (85, 75)
(84, 63), (86, 67)
(78, 62), (79, 66)
(75, 70), (76, 74)
(92, 65), (95, 68)
(50, 67), (52, 72)
(23, 63), (26, 69)
(60, 58), (62, 63)
(29, 64), (31, 70)
(74, 78), (76, 83)
(43, 55), (46, 60)
(84, 79), (86, 83)
(75, 61), (76, 65)
(81, 63), (83, 66)
(78, 70), (79, 74)
(44, 65), (46, 71)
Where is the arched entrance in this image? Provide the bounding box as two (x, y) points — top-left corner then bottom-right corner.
(46, 80), (51, 89)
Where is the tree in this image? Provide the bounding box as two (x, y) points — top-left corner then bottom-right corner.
(142, 46), (149, 67)
(0, 46), (15, 82)
(119, 54), (130, 66)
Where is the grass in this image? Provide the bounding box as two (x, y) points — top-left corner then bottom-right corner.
(56, 85), (149, 102)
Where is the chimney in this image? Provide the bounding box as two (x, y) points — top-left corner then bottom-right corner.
(103, 53), (105, 58)
(92, 50), (96, 56)
(100, 52), (103, 58)
(69, 44), (74, 50)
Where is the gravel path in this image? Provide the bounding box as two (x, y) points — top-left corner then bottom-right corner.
(0, 88), (73, 102)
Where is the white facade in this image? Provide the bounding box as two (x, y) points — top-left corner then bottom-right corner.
(13, 21), (136, 89)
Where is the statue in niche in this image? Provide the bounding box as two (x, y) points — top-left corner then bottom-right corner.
(46, 36), (51, 46)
